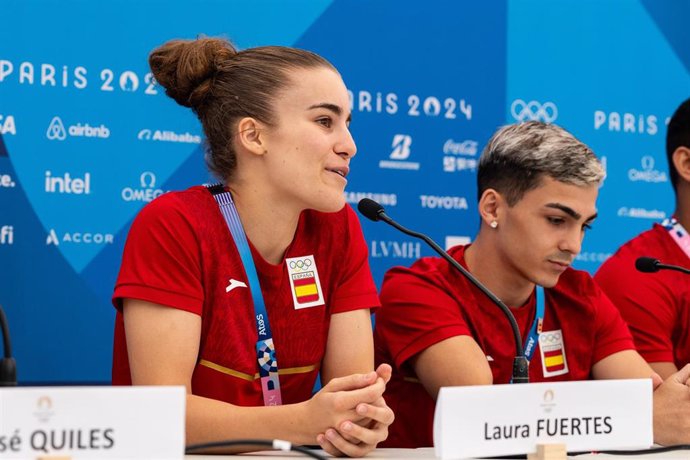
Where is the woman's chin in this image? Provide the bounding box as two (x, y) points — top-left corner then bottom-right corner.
(310, 196), (346, 213)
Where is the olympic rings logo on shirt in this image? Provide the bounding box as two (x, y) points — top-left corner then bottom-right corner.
(539, 331), (562, 344)
(510, 99), (558, 123)
(288, 258), (313, 271)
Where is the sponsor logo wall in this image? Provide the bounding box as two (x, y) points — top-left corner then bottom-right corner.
(0, 0), (688, 382)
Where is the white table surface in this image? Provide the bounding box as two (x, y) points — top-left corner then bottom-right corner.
(185, 446), (690, 459)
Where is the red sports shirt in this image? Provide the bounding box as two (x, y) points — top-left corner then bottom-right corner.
(112, 186), (379, 406)
(596, 223), (690, 367)
(374, 244), (635, 447)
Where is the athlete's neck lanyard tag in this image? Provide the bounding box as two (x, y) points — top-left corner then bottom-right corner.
(662, 217), (690, 260)
(523, 286), (545, 362)
(207, 184), (282, 406)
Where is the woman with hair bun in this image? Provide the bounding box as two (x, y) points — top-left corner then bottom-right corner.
(111, 36), (393, 456)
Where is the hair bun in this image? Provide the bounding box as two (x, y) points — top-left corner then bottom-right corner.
(149, 37), (237, 109)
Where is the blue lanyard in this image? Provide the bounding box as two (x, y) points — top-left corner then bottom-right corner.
(662, 217), (690, 260)
(523, 286), (545, 362)
(206, 184), (283, 406)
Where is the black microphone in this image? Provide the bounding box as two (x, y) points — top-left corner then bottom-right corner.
(358, 198), (529, 383)
(635, 256), (690, 275)
(0, 304), (17, 386)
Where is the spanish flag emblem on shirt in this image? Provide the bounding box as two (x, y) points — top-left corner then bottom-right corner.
(543, 349), (565, 371)
(293, 272), (320, 303)
(539, 329), (569, 378)
(286, 255), (325, 309)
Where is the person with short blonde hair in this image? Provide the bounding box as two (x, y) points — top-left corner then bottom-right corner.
(375, 121), (690, 447)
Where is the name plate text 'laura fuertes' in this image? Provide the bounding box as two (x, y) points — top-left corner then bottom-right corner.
(434, 379), (652, 459)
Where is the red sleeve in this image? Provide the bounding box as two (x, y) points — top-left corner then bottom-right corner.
(112, 194), (204, 315)
(590, 283), (637, 364)
(596, 256), (676, 363)
(329, 205), (380, 314)
(375, 263), (471, 373)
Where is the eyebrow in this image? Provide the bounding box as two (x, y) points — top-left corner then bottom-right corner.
(307, 103), (351, 122)
(544, 203), (598, 222)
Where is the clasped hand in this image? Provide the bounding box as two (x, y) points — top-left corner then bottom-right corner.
(307, 363), (394, 457)
(651, 363), (690, 446)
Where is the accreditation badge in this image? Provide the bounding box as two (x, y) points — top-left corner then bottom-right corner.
(286, 255), (325, 310)
(539, 329), (569, 378)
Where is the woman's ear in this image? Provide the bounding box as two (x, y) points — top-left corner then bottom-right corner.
(236, 117), (268, 156)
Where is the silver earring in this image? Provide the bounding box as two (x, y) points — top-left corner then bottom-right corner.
(490, 220), (498, 229)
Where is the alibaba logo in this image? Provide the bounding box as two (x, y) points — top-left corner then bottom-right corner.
(137, 129), (152, 140)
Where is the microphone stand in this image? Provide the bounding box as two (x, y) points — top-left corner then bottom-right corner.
(366, 204), (529, 383)
(657, 262), (690, 275)
(0, 304), (17, 386)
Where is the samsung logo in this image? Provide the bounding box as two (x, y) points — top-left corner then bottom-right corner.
(344, 192), (397, 207)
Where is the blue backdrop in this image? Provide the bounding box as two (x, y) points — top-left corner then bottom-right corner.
(1, 0), (688, 383)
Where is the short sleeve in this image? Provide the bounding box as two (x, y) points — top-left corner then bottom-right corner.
(375, 264), (471, 372)
(113, 194), (204, 315)
(591, 285), (637, 364)
(596, 257), (677, 363)
(329, 205), (380, 314)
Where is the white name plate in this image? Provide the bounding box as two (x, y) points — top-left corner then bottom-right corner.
(433, 379), (652, 459)
(0, 386), (185, 459)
